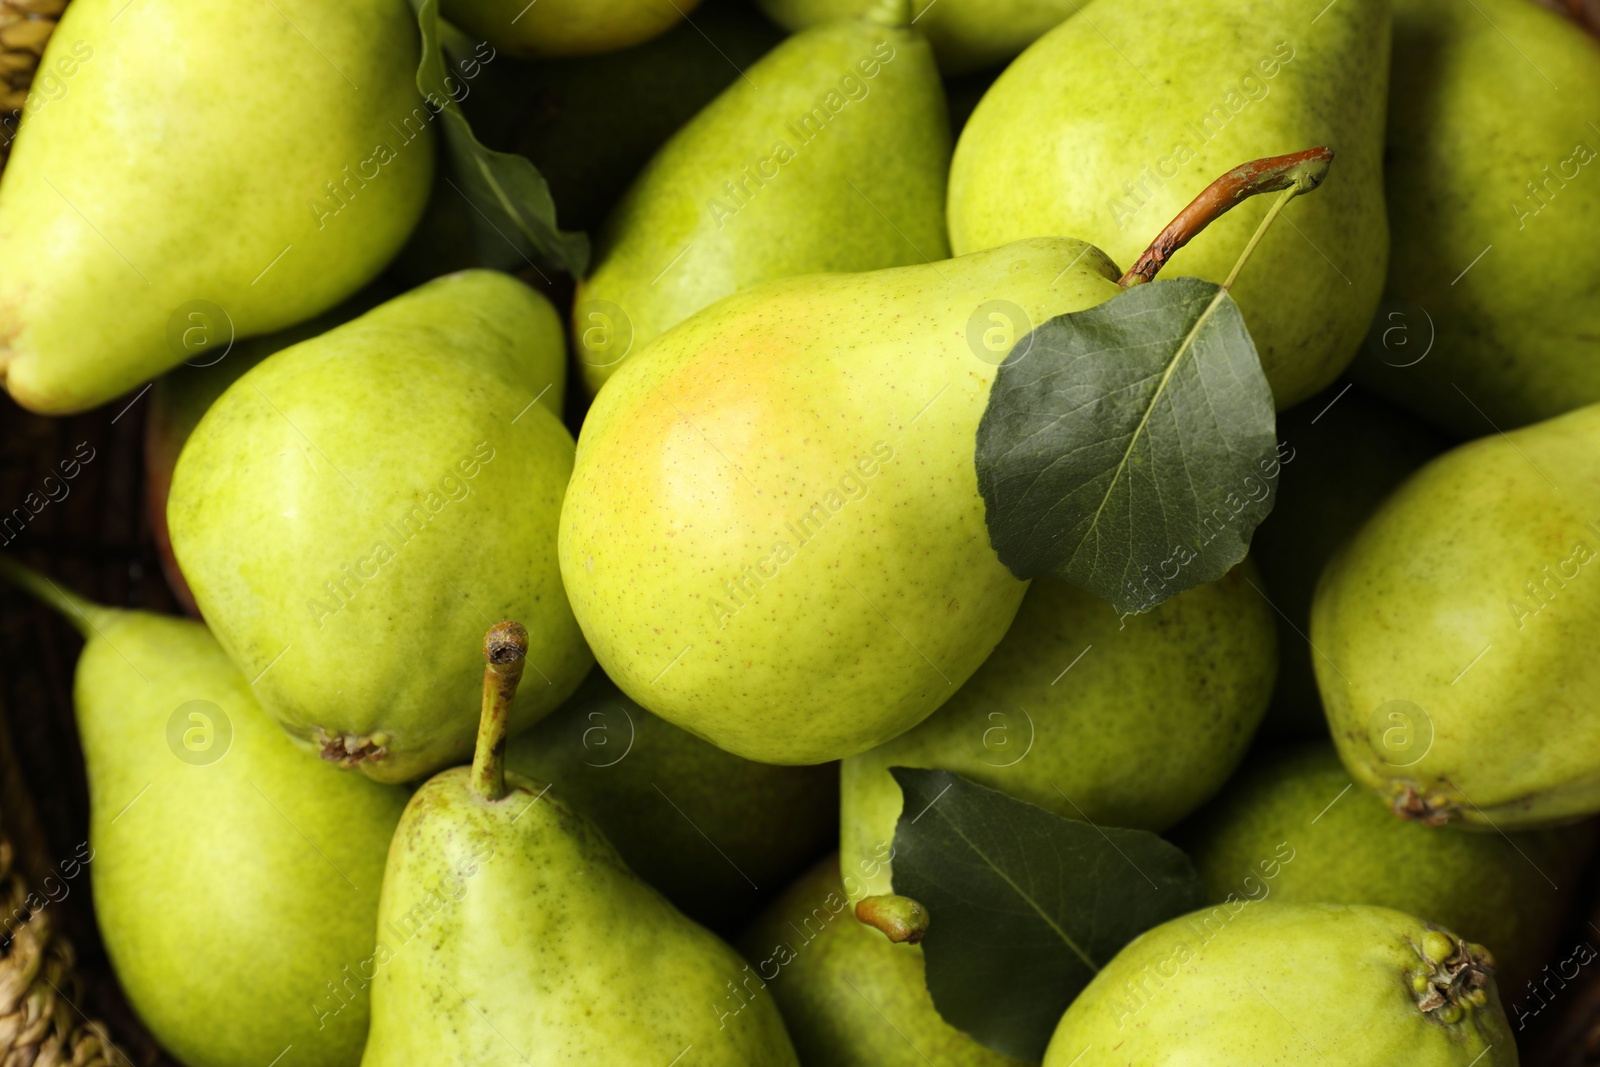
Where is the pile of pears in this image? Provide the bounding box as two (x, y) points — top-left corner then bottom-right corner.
(1, 0), (1598, 1062)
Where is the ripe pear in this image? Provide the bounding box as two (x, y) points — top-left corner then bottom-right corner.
(0, 0), (433, 415)
(1043, 903), (1517, 1065)
(947, 0), (1390, 408)
(168, 271), (587, 784)
(1174, 743), (1596, 995)
(755, 0), (1078, 74)
(505, 670), (838, 933)
(0, 557), (406, 1067)
(842, 564), (1276, 897)
(361, 622), (799, 1066)
(1350, 0), (1600, 436)
(559, 237), (1125, 765)
(738, 856), (1028, 1067)
(572, 1), (951, 392)
(1312, 404), (1600, 829)
(441, 0), (702, 59)
(1251, 385), (1446, 738)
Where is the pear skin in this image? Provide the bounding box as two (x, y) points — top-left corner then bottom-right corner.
(441, 0), (702, 59)
(558, 238), (1124, 765)
(947, 0), (1391, 408)
(572, 7), (951, 392)
(168, 271), (588, 783)
(842, 565), (1275, 897)
(1312, 403), (1600, 829)
(360, 624), (798, 1066)
(1043, 903), (1517, 1065)
(738, 856), (1029, 1066)
(506, 670), (838, 933)
(1174, 743), (1596, 997)
(0, 0), (433, 414)
(0, 561), (406, 1067)
(1351, 0), (1600, 436)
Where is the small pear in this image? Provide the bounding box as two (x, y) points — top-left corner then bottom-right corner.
(361, 622), (799, 1065)
(169, 271), (587, 783)
(560, 237), (1123, 764)
(1174, 743), (1596, 995)
(1351, 0), (1600, 435)
(1313, 404), (1600, 828)
(739, 856), (1029, 1066)
(572, 0), (951, 392)
(0, 557), (406, 1067)
(947, 0), (1391, 408)
(842, 564), (1275, 897)
(505, 670), (838, 932)
(1043, 903), (1517, 1065)
(0, 0), (433, 414)
(755, 0), (1078, 74)
(441, 0), (702, 59)
(1251, 386), (1446, 738)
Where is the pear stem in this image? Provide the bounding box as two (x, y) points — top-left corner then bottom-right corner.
(866, 0), (915, 29)
(0, 554), (105, 637)
(855, 894), (931, 944)
(470, 620), (528, 802)
(1118, 146), (1334, 288)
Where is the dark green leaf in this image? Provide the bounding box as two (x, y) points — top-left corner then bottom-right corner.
(975, 277), (1278, 616)
(890, 768), (1205, 1061)
(408, 0), (589, 276)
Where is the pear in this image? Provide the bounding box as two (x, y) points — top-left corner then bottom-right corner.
(0, 557), (406, 1067)
(1312, 403), (1600, 829)
(1174, 743), (1596, 995)
(947, 0), (1390, 409)
(0, 0), (433, 415)
(441, 0), (703, 59)
(168, 271), (587, 784)
(505, 670), (838, 933)
(1350, 0), (1600, 436)
(842, 564), (1276, 898)
(738, 856), (1029, 1066)
(1043, 903), (1517, 1065)
(559, 237), (1124, 765)
(1251, 385), (1446, 738)
(572, 0), (951, 393)
(361, 622), (799, 1066)
(755, 0), (1079, 74)
(145, 284), (398, 616)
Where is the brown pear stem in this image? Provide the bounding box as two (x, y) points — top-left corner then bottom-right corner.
(855, 894), (931, 944)
(1118, 146), (1334, 288)
(469, 621), (528, 802)
(0, 554), (105, 637)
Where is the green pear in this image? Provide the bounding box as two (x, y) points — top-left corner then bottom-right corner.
(738, 856), (1029, 1067)
(559, 237), (1125, 765)
(1350, 0), (1600, 436)
(842, 564), (1276, 897)
(1174, 743), (1596, 995)
(361, 622), (799, 1065)
(947, 0), (1390, 408)
(1043, 903), (1517, 1065)
(1312, 404), (1600, 829)
(459, 0), (784, 233)
(755, 0), (1078, 74)
(0, 557), (407, 1067)
(168, 271), (588, 784)
(1251, 385), (1446, 738)
(146, 284), (399, 616)
(572, 1), (950, 393)
(505, 669), (838, 933)
(0, 0), (433, 415)
(441, 0), (703, 59)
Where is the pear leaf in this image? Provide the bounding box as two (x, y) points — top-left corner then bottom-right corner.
(889, 767), (1205, 1061)
(975, 277), (1278, 615)
(409, 0), (590, 276)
